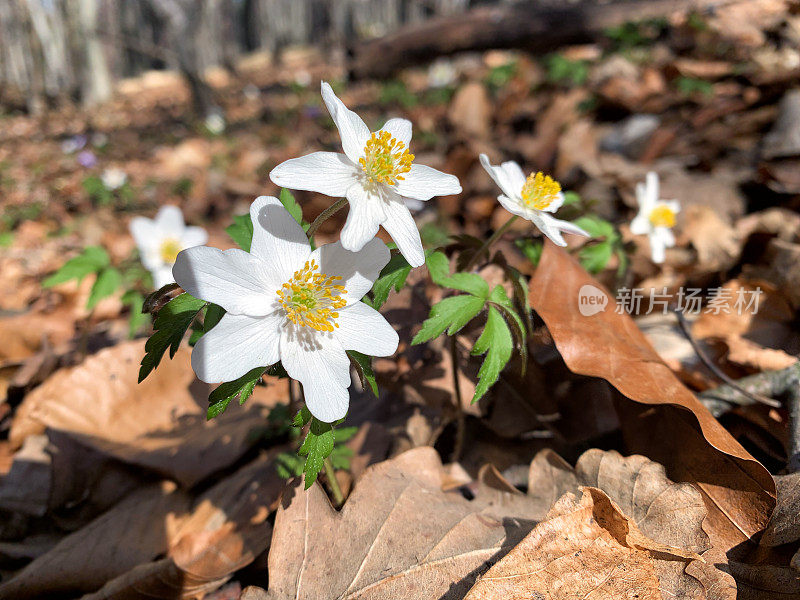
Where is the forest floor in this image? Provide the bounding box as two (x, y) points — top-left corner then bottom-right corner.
(1, 1), (800, 599)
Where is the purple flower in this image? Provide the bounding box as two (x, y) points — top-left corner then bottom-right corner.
(78, 150), (97, 168)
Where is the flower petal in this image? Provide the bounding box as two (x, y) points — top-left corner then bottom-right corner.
(154, 205), (185, 234)
(531, 212), (590, 247)
(269, 152), (358, 197)
(480, 154), (522, 200)
(180, 226), (208, 249)
(192, 312), (281, 383)
(649, 234), (666, 264)
(334, 301), (398, 356)
(394, 164), (462, 201)
(500, 160), (527, 193)
(309, 238), (390, 305)
(173, 246), (279, 316)
(301, 378), (350, 423)
(341, 185), (386, 252)
(379, 118), (412, 148)
(249, 196), (311, 282)
(152, 266), (175, 290)
(381, 195), (425, 267)
(645, 171), (660, 207)
(321, 81), (370, 163)
(497, 194), (531, 220)
(630, 213), (651, 236)
(129, 216), (157, 252)
(653, 226), (676, 248)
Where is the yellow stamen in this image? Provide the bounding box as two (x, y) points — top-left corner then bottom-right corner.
(649, 205), (676, 228)
(276, 259), (347, 332)
(159, 238), (182, 264)
(520, 172), (561, 210)
(359, 130), (414, 186)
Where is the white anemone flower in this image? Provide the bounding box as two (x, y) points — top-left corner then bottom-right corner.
(129, 206), (208, 289)
(172, 196), (399, 423)
(479, 154), (590, 246)
(269, 81), (462, 268)
(630, 171), (680, 264)
(101, 167), (128, 191)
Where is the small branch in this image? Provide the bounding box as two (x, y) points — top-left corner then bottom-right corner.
(324, 456), (344, 507)
(306, 198), (348, 240)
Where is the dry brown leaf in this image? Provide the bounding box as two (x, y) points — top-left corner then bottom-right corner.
(10, 339), (287, 486)
(254, 447), (552, 600)
(529, 241), (775, 551)
(464, 487), (700, 600)
(0, 482), (190, 600)
(724, 335), (798, 371)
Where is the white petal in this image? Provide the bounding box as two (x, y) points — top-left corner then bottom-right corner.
(341, 185), (386, 252)
(497, 194), (531, 220)
(129, 216), (157, 253)
(500, 160), (527, 192)
(249, 196), (311, 282)
(394, 164), (462, 201)
(653, 226), (676, 248)
(334, 301), (398, 356)
(649, 234), (666, 264)
(154, 205), (185, 235)
(379, 118), (412, 148)
(630, 213), (651, 236)
(543, 191), (566, 214)
(301, 379), (350, 423)
(531, 212), (590, 247)
(645, 172), (660, 207)
(321, 81), (370, 163)
(152, 266), (175, 289)
(664, 200), (681, 214)
(309, 238), (390, 305)
(180, 226), (208, 249)
(479, 154), (522, 200)
(269, 152), (358, 197)
(173, 246), (279, 316)
(192, 312), (281, 383)
(381, 195), (425, 268)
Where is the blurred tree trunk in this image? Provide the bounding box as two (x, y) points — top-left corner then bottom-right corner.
(76, 0), (112, 106)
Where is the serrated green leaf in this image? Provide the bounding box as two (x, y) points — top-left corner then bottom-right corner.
(579, 241), (614, 274)
(86, 267), (121, 309)
(204, 303), (225, 332)
(329, 445), (354, 470)
(206, 366), (266, 420)
(573, 215), (617, 240)
(293, 405), (312, 427)
(348, 350), (378, 397)
(487, 284), (528, 375)
(226, 214), (254, 251)
(279, 188), (304, 225)
(276, 452), (305, 479)
(471, 305), (513, 403)
(426, 251), (489, 297)
(138, 293), (206, 382)
(298, 417), (335, 489)
(43, 246), (109, 287)
(369, 252), (413, 309)
(412, 294), (485, 345)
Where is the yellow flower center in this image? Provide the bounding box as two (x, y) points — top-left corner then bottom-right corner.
(276, 259), (347, 332)
(159, 238), (182, 264)
(649, 205), (676, 228)
(520, 172), (561, 210)
(359, 130), (414, 186)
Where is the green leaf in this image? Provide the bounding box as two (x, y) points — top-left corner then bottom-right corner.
(276, 452), (305, 479)
(86, 267), (121, 310)
(298, 417), (335, 489)
(471, 305), (513, 403)
(293, 405), (313, 428)
(43, 246), (109, 287)
(121, 290), (149, 338)
(138, 293), (206, 382)
(329, 445), (354, 470)
(204, 303), (225, 332)
(515, 238), (543, 266)
(279, 188), (304, 226)
(206, 366), (266, 420)
(573, 215), (617, 240)
(412, 294), (485, 345)
(348, 350), (378, 397)
(226, 214), (254, 252)
(426, 251), (489, 297)
(579, 242), (614, 274)
(561, 191), (582, 207)
(487, 285), (528, 375)
(369, 252), (413, 309)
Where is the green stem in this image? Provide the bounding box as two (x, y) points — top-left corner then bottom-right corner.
(324, 456), (344, 507)
(449, 335), (466, 463)
(465, 215), (519, 271)
(306, 197), (348, 240)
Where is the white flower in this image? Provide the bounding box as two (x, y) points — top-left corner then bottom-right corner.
(630, 171), (680, 264)
(173, 196), (399, 423)
(479, 154), (590, 247)
(130, 206), (208, 289)
(101, 167), (128, 191)
(269, 81), (462, 268)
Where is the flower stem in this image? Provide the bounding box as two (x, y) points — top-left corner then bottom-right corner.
(465, 215), (518, 271)
(306, 197), (348, 240)
(449, 335), (466, 462)
(324, 456), (344, 507)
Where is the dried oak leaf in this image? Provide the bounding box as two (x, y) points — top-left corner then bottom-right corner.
(245, 447), (551, 600)
(464, 487), (701, 600)
(529, 241), (775, 550)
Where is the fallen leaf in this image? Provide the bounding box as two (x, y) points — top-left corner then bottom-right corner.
(528, 241), (775, 551)
(464, 487), (700, 600)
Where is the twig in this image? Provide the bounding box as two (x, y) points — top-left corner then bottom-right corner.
(324, 456), (344, 507)
(673, 308), (781, 409)
(306, 198), (348, 240)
